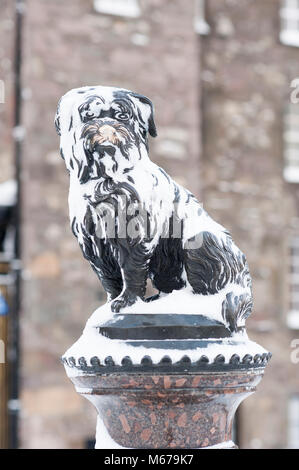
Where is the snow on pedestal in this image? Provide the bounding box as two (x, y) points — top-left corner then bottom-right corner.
(64, 289), (268, 371)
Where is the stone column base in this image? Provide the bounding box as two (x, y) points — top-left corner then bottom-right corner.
(63, 312), (271, 448)
(68, 366), (266, 449)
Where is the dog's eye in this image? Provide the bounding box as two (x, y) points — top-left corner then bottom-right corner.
(115, 111), (130, 121)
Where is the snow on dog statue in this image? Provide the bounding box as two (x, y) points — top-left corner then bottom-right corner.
(55, 86), (252, 332)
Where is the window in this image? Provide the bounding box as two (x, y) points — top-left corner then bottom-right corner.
(93, 0), (141, 18)
(280, 0), (299, 47)
(288, 395), (299, 448)
(287, 236), (299, 329)
(194, 0), (210, 35)
(283, 103), (299, 183)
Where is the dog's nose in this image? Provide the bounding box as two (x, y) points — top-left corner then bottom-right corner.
(98, 124), (119, 144)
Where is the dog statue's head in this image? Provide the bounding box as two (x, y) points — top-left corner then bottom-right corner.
(55, 86), (157, 184)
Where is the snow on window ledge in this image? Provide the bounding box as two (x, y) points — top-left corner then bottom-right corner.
(0, 180), (17, 207)
(280, 30), (299, 48)
(194, 18), (210, 35)
(283, 166), (299, 183)
(287, 311), (299, 329)
(93, 0), (141, 18)
(194, 0), (210, 35)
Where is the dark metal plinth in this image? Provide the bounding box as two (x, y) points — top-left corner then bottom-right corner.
(97, 314), (237, 340)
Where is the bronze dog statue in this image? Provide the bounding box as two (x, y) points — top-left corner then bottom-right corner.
(55, 86), (252, 332)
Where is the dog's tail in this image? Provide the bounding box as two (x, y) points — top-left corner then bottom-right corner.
(221, 291), (253, 333)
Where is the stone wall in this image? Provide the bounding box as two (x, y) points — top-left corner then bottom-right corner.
(201, 0), (299, 448)
(0, 0), (15, 183)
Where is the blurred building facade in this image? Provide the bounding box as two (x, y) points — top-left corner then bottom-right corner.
(201, 0), (299, 449)
(0, 0), (299, 448)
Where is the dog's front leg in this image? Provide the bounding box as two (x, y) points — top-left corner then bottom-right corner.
(111, 241), (150, 313)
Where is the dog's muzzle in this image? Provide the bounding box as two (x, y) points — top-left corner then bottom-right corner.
(93, 124), (121, 157)
(82, 120), (132, 149)
(81, 119), (136, 162)
(96, 124), (121, 145)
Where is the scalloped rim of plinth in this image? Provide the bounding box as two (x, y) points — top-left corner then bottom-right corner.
(62, 350), (272, 374)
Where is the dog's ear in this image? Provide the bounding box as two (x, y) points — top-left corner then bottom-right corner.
(129, 92), (157, 138)
(54, 98), (61, 136)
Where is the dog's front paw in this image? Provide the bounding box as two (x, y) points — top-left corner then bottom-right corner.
(111, 292), (137, 313)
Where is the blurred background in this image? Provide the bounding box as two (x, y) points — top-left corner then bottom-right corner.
(0, 0), (299, 449)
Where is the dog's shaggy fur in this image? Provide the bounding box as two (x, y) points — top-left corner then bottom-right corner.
(55, 86), (252, 331)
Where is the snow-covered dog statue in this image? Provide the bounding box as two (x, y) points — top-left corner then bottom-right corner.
(55, 86), (252, 332)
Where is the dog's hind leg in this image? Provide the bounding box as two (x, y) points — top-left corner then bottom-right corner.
(184, 231), (250, 295)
